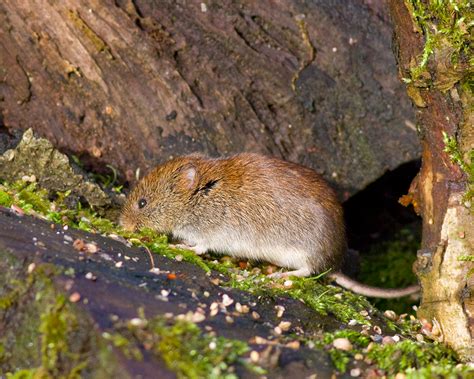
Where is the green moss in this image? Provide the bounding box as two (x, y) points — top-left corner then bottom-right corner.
(110, 314), (264, 379)
(0, 189), (13, 206)
(367, 339), (472, 378)
(406, 0), (473, 86)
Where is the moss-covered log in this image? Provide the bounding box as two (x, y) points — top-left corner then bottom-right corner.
(0, 0), (419, 196)
(389, 0), (473, 361)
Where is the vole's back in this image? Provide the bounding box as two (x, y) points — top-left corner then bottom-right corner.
(181, 153), (346, 273)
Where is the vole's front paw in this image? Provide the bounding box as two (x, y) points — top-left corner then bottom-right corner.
(170, 243), (207, 255)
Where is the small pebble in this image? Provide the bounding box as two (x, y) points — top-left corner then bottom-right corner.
(283, 280), (293, 288)
(360, 310), (369, 317)
(416, 334), (424, 342)
(203, 291), (210, 297)
(332, 338), (352, 351)
(373, 325), (382, 335)
(348, 319), (358, 326)
(354, 353), (364, 360)
(115, 261), (123, 268)
(395, 373), (406, 379)
(209, 341), (216, 350)
(161, 290), (170, 297)
(175, 254), (183, 262)
(274, 326), (282, 335)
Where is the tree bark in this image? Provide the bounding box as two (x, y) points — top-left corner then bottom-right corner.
(389, 1), (473, 361)
(0, 0), (418, 196)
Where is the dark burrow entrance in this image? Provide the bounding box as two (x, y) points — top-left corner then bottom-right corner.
(343, 159), (422, 313)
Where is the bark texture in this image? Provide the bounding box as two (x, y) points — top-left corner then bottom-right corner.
(0, 0), (418, 195)
(389, 1), (473, 361)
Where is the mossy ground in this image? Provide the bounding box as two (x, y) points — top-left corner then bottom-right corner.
(0, 179), (472, 377)
(0, 255), (120, 378)
(359, 227), (420, 314)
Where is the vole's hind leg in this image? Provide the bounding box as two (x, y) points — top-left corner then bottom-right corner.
(268, 267), (312, 279)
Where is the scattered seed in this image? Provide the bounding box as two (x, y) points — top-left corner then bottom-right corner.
(222, 294), (234, 307)
(192, 312), (206, 323)
(283, 280), (293, 288)
(416, 334), (424, 342)
(251, 311), (261, 320)
(115, 261), (123, 268)
(27, 263), (36, 274)
(354, 353), (364, 360)
(348, 319), (358, 326)
(278, 321), (291, 331)
(273, 326), (282, 335)
(225, 315), (234, 324)
(250, 350), (260, 363)
(384, 310), (398, 320)
(235, 302), (250, 313)
(149, 268), (160, 274)
(85, 242), (99, 253)
(203, 291), (210, 297)
(69, 292), (81, 303)
(360, 310), (369, 317)
(167, 273), (177, 280)
(161, 290), (170, 297)
(130, 318), (147, 327)
(175, 254), (183, 262)
(382, 336), (395, 345)
(373, 325), (382, 335)
(85, 272), (97, 281)
(73, 239), (85, 251)
(286, 341), (300, 350)
(275, 305), (285, 318)
(333, 338), (352, 351)
(350, 368), (361, 377)
(209, 341), (216, 350)
(334, 293), (343, 300)
(395, 373), (406, 379)
(10, 204), (25, 216)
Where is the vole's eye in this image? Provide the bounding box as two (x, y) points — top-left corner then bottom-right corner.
(138, 198), (147, 209)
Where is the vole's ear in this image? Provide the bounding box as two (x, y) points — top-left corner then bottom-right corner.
(178, 163), (199, 189)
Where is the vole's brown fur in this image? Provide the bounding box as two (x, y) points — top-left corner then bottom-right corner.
(120, 153), (419, 298)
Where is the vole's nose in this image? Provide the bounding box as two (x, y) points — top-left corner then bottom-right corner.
(119, 215), (137, 232)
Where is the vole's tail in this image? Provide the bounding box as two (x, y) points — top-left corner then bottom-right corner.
(329, 272), (420, 299)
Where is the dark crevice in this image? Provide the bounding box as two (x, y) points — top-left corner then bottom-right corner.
(343, 159), (422, 251)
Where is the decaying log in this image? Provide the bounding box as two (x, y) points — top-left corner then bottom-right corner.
(0, 0), (418, 196)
